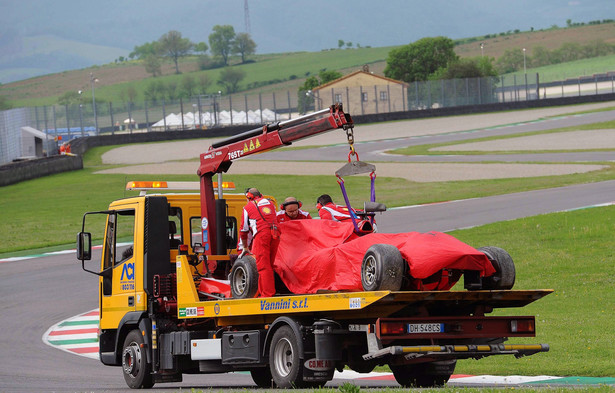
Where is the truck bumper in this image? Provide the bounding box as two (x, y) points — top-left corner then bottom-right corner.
(364, 343), (550, 360)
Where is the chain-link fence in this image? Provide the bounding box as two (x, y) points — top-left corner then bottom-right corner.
(2, 72), (614, 165)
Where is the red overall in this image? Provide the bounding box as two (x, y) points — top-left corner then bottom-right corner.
(240, 197), (279, 297)
(318, 202), (354, 221)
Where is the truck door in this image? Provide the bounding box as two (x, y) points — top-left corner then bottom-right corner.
(99, 207), (137, 330)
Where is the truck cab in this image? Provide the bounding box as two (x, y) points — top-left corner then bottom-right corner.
(78, 183), (253, 369)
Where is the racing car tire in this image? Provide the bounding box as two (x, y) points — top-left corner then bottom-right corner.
(361, 244), (404, 291)
(230, 256), (258, 298)
(478, 246), (516, 290)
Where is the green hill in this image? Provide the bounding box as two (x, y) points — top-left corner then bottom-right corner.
(2, 22), (614, 108)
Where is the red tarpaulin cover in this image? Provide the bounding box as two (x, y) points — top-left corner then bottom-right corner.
(274, 220), (495, 294)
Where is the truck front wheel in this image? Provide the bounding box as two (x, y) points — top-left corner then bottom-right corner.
(122, 329), (154, 389)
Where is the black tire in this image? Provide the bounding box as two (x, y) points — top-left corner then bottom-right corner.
(479, 246), (516, 290)
(250, 367), (274, 388)
(361, 244), (404, 291)
(269, 325), (308, 388)
(390, 360), (456, 387)
(122, 329), (154, 389)
(230, 256), (258, 298)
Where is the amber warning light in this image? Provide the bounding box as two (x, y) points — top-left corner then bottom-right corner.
(126, 181), (236, 191)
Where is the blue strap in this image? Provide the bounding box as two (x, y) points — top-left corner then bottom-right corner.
(337, 176), (360, 232)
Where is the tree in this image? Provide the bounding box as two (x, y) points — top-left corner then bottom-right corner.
(552, 42), (582, 63)
(232, 32), (257, 63)
(57, 91), (81, 106)
(164, 81), (178, 100)
(338, 39), (344, 49)
(129, 41), (161, 60)
(144, 80), (165, 103)
(432, 57), (497, 80)
(217, 67), (245, 94)
(125, 86), (138, 103)
(180, 75), (196, 98)
(297, 70), (343, 113)
(384, 36), (458, 82)
(194, 41), (209, 54)
(143, 54), (162, 77)
(582, 40), (613, 58)
(159, 30), (194, 74)
(495, 48), (525, 73)
(209, 25), (236, 66)
(197, 74), (213, 94)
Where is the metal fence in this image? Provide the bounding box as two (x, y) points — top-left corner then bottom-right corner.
(2, 72), (614, 165)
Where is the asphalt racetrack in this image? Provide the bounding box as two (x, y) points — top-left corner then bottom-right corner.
(1, 104), (614, 392)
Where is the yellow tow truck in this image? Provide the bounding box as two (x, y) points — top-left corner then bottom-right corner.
(77, 106), (552, 389)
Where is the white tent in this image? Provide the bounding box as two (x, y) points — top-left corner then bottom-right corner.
(152, 113), (182, 130)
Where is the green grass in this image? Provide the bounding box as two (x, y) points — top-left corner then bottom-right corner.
(504, 54), (615, 84)
(388, 118), (615, 156)
(450, 205), (615, 377)
(2, 164), (614, 256)
(6, 47), (393, 107)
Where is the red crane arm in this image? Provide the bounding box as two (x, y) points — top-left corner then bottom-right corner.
(197, 104), (352, 177)
(197, 104), (353, 255)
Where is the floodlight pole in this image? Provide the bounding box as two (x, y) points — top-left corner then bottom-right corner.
(90, 73), (99, 135)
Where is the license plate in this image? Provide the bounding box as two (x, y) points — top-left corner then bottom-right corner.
(407, 323), (445, 334)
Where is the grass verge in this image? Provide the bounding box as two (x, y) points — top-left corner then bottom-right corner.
(450, 205), (615, 377)
(388, 119), (615, 156)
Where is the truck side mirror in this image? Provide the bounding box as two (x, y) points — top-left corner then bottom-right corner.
(77, 232), (92, 260)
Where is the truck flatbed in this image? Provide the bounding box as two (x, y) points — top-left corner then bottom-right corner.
(176, 256), (552, 325)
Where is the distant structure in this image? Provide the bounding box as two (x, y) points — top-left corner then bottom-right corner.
(244, 0), (251, 33)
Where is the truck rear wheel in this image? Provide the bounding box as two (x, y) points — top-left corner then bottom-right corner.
(250, 367), (274, 388)
(269, 325), (308, 388)
(361, 244), (404, 291)
(122, 329), (154, 389)
(390, 359), (456, 387)
(230, 256), (258, 298)
(479, 246), (516, 290)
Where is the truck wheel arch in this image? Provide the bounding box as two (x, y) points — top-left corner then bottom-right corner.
(263, 317), (305, 359)
(113, 312), (150, 365)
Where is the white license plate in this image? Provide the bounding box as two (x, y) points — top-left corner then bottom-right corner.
(407, 323), (445, 334)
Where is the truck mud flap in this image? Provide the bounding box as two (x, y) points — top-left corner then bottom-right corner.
(363, 343), (549, 361)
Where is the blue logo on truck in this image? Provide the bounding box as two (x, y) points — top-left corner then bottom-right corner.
(120, 262), (135, 290)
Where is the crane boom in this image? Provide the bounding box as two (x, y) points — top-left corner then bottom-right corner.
(198, 104), (353, 255)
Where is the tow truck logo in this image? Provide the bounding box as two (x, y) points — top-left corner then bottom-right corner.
(120, 262), (135, 291)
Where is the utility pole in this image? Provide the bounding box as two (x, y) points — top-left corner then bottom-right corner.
(90, 73), (99, 135)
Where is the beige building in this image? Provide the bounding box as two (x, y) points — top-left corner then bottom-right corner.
(311, 67), (408, 115)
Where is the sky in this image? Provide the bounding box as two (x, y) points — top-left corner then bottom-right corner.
(0, 0), (613, 83)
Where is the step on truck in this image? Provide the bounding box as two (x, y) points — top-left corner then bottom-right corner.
(77, 105), (552, 389)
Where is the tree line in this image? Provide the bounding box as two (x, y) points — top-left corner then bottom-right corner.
(495, 40), (615, 74)
(383, 35), (615, 83)
(130, 25), (256, 77)
(384, 37), (498, 83)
